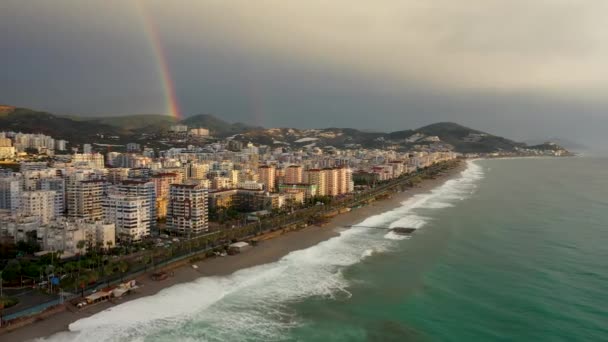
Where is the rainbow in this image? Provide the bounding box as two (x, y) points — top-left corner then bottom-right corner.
(135, 1), (182, 120)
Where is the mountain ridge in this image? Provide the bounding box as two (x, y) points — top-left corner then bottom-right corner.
(0, 106), (564, 153)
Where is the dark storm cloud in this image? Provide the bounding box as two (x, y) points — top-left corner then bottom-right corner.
(1, 0), (607, 146)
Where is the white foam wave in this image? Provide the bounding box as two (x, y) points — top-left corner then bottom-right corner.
(42, 161), (484, 342)
(384, 231), (412, 240)
(361, 249), (375, 258)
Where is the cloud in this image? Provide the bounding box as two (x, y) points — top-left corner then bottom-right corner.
(147, 0), (608, 97)
(1, 0), (608, 147)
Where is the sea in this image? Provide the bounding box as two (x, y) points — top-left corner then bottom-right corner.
(43, 157), (608, 342)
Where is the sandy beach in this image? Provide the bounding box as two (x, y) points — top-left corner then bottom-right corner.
(3, 162), (465, 342)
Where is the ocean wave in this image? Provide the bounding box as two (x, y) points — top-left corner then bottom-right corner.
(42, 161), (484, 342)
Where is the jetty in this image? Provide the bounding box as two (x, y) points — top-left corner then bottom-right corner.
(346, 225), (417, 235)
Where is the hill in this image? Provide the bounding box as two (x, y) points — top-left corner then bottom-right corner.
(0, 107), (121, 142)
(0, 106), (562, 153)
(75, 114), (178, 133)
(181, 114), (256, 136)
(412, 122), (525, 153)
(235, 122), (526, 153)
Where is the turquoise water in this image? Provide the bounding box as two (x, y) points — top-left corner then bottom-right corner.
(46, 158), (608, 341)
(289, 157), (608, 341)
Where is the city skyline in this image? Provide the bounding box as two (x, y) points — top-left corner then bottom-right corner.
(1, 1), (607, 147)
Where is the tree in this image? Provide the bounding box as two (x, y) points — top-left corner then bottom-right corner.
(64, 262), (75, 278)
(118, 261), (129, 282)
(22, 263), (41, 278)
(76, 240), (86, 256)
(2, 260), (21, 283)
(76, 240), (86, 283)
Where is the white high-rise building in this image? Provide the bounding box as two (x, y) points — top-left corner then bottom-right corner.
(116, 180), (156, 228)
(19, 190), (56, 224)
(103, 194), (151, 242)
(167, 184), (208, 236)
(38, 178), (65, 217)
(0, 176), (22, 211)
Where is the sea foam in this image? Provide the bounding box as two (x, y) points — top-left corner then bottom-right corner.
(41, 161), (484, 342)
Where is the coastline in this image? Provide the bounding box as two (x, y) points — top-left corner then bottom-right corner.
(5, 162), (467, 342)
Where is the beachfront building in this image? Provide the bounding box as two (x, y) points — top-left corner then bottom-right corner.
(151, 172), (180, 219)
(116, 180), (157, 229)
(305, 169), (326, 196)
(41, 218), (116, 255)
(166, 184), (209, 236)
(103, 194), (151, 242)
(322, 168), (339, 197)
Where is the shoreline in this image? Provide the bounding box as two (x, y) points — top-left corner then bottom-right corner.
(5, 162), (467, 342)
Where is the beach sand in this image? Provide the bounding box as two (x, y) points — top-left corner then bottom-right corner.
(4, 162), (465, 342)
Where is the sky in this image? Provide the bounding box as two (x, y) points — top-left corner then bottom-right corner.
(1, 0), (607, 147)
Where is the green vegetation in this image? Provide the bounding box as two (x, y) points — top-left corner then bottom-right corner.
(0, 296), (18, 309)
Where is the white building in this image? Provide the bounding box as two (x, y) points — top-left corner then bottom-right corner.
(41, 218), (116, 254)
(19, 190), (56, 224)
(72, 153), (104, 169)
(38, 178), (65, 217)
(103, 194), (151, 242)
(0, 176), (22, 211)
(116, 180), (156, 228)
(238, 181), (264, 190)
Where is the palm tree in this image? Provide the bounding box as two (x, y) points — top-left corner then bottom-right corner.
(64, 262), (74, 279)
(103, 263), (114, 286)
(76, 240), (86, 257)
(106, 240), (113, 254)
(118, 261), (129, 282)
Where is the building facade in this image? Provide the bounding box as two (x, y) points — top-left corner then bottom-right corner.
(167, 184), (209, 236)
(67, 180), (106, 221)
